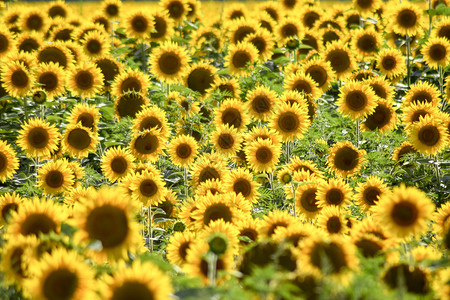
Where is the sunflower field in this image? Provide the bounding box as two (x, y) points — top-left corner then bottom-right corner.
(0, 0), (450, 299)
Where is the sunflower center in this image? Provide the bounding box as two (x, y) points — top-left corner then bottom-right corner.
(252, 95), (271, 114)
(255, 146), (273, 164)
(438, 25), (450, 40)
(326, 216), (342, 233)
(397, 9), (417, 29)
(175, 143), (192, 159)
(355, 238), (382, 258)
(116, 94), (146, 119)
(218, 83), (235, 97)
(334, 146), (359, 171)
(304, 11), (320, 28)
(429, 44), (447, 61)
(39, 47), (69, 68)
(95, 59), (120, 86)
(250, 37), (267, 54)
(418, 125), (440, 146)
(187, 68), (214, 95)
(300, 188), (319, 212)
(383, 264), (429, 295)
(178, 241), (191, 261)
(139, 116), (162, 131)
(217, 133), (234, 150)
(1, 203), (18, 221)
(75, 71), (94, 90)
(76, 113), (95, 129)
(28, 127), (50, 149)
(278, 112), (299, 133)
(121, 77), (142, 93)
(39, 72), (58, 92)
(203, 203), (232, 225)
(10, 248), (25, 277)
(346, 90), (367, 111)
(0, 34), (9, 53)
(158, 52), (181, 75)
(357, 0), (374, 9)
(19, 38), (39, 53)
(45, 170), (64, 189)
(21, 213), (57, 237)
(222, 108), (242, 128)
(326, 188), (344, 205)
(49, 5), (67, 18)
(199, 166), (220, 183)
(111, 157), (127, 174)
(67, 128), (91, 150)
(234, 26), (255, 43)
(300, 34), (318, 55)
(106, 4), (119, 16)
(322, 31), (340, 46)
(365, 104), (392, 130)
(134, 133), (159, 155)
(370, 83), (387, 99)
(139, 179), (158, 198)
(363, 187), (381, 206)
(232, 50), (251, 69)
(293, 80), (313, 96)
(357, 35), (377, 53)
(310, 241), (347, 274)
(391, 200), (419, 227)
(411, 110), (428, 123)
(327, 49), (351, 74)
(152, 16), (167, 39)
(397, 145), (416, 161)
(240, 228), (258, 244)
(112, 281), (154, 300)
(43, 269), (78, 300)
(168, 0), (185, 19)
(86, 39), (102, 54)
(234, 178), (251, 197)
(230, 10), (244, 20)
(131, 15), (148, 33)
(11, 69), (29, 88)
(86, 205), (129, 248)
(411, 91), (433, 104)
(306, 65), (327, 87)
(26, 14), (43, 30)
(283, 0), (297, 8)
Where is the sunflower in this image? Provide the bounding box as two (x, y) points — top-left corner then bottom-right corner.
(102, 0), (122, 19)
(245, 138), (281, 173)
(36, 42), (73, 69)
(323, 41), (356, 80)
(132, 105), (169, 137)
(352, 27), (381, 59)
(376, 48), (406, 79)
(403, 81), (440, 107)
(213, 98), (249, 131)
(0, 140), (19, 183)
(200, 219), (240, 256)
(166, 230), (195, 267)
(190, 155), (226, 187)
(295, 182), (322, 219)
(33, 62), (65, 99)
(350, 219), (391, 258)
(392, 141), (418, 164)
(111, 68), (150, 97)
(434, 202), (450, 234)
(50, 23), (75, 42)
(233, 216), (261, 246)
(66, 63), (104, 98)
(245, 85), (279, 121)
(276, 16), (303, 45)
(130, 170), (167, 207)
(195, 179), (224, 197)
(129, 128), (164, 162)
(320, 28), (342, 48)
(432, 16), (450, 40)
(16, 31), (42, 53)
(64, 41), (86, 65)
(300, 7), (322, 29)
(289, 156), (324, 179)
(67, 103), (100, 131)
(0, 29), (15, 59)
(37, 159), (74, 195)
(280, 0), (300, 11)
(225, 42), (259, 76)
(124, 10), (154, 40)
(328, 141), (366, 177)
(353, 0), (381, 14)
(192, 26), (222, 52)
(362, 99), (398, 133)
(94, 56), (122, 91)
(318, 206), (348, 235)
(382, 262), (431, 295)
(149, 41), (190, 84)
(223, 168), (259, 204)
(272, 223), (317, 248)
(72, 187), (141, 261)
(167, 134), (198, 168)
(421, 37), (450, 69)
(211, 124), (243, 157)
(115, 93), (149, 120)
(20, 9), (47, 32)
(302, 58), (335, 92)
(17, 117), (60, 159)
(401, 101), (439, 128)
(62, 124), (98, 159)
(1, 61), (33, 98)
(284, 71), (321, 103)
(299, 30), (321, 57)
(407, 114), (448, 156)
(258, 209), (296, 238)
(355, 176), (390, 211)
(80, 30), (110, 59)
(0, 192), (23, 226)
(160, 0), (189, 23)
(272, 102), (311, 142)
(184, 62), (217, 96)
(244, 28), (274, 60)
(223, 4), (247, 21)
(389, 2), (423, 37)
(47, 1), (70, 18)
(316, 178), (352, 209)
(192, 193), (239, 230)
(337, 81), (377, 121)
(101, 147), (135, 183)
(23, 248), (95, 300)
(372, 184), (434, 239)
(227, 18), (260, 45)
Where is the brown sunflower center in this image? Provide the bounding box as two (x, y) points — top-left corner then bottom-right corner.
(233, 178), (252, 197)
(158, 52), (182, 75)
(391, 200), (419, 227)
(326, 188), (344, 205)
(178, 241), (191, 261)
(232, 50), (251, 69)
(187, 68), (214, 95)
(26, 14), (43, 31)
(370, 83), (387, 99)
(299, 34), (318, 55)
(21, 213), (57, 237)
(306, 65), (327, 87)
(139, 179), (158, 197)
(19, 38), (39, 53)
(112, 281), (154, 300)
(11, 69), (29, 88)
(278, 112), (300, 133)
(411, 91), (433, 104)
(38, 47), (68, 69)
(355, 238), (382, 258)
(28, 127), (50, 149)
(222, 108), (242, 128)
(139, 117), (162, 132)
(11, 248), (25, 277)
(49, 5), (67, 18)
(199, 166), (220, 183)
(134, 133), (159, 155)
(175, 143), (192, 159)
(304, 11), (320, 28)
(365, 104), (392, 130)
(322, 31), (340, 46)
(218, 133), (234, 150)
(120, 77), (142, 93)
(252, 95), (271, 114)
(397, 9), (417, 29)
(39, 72), (58, 92)
(438, 25), (450, 40)
(86, 205), (129, 248)
(76, 113), (95, 129)
(411, 110), (428, 123)
(167, 0), (185, 19)
(218, 83), (235, 97)
(67, 128), (91, 150)
(357, 34), (377, 53)
(357, 0), (374, 9)
(310, 241), (347, 273)
(152, 16), (167, 39)
(233, 26), (255, 43)
(381, 56), (396, 70)
(326, 49), (350, 73)
(292, 80), (312, 95)
(418, 125), (440, 146)
(131, 15), (148, 33)
(111, 157), (127, 174)
(429, 44), (447, 61)
(106, 4), (119, 17)
(1, 203), (18, 221)
(334, 146), (359, 171)
(300, 188), (319, 212)
(74, 71), (94, 90)
(230, 10), (244, 20)
(0, 34), (9, 53)
(283, 0), (297, 8)
(326, 216), (342, 233)
(116, 94), (146, 119)
(86, 39), (102, 54)
(45, 170), (64, 189)
(43, 269), (78, 300)
(383, 264), (429, 295)
(203, 203), (232, 225)
(250, 36), (267, 54)
(346, 90), (367, 111)
(363, 187), (381, 206)
(239, 228), (258, 244)
(95, 59), (120, 87)
(255, 146), (273, 164)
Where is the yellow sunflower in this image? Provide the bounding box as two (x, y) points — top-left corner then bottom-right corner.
(195, 179), (224, 197)
(362, 99), (397, 133)
(431, 16), (450, 40)
(0, 29), (15, 59)
(223, 168), (260, 204)
(72, 187), (142, 261)
(337, 81), (377, 121)
(129, 128), (165, 162)
(327, 141), (366, 177)
(302, 58), (336, 92)
(1, 61), (33, 98)
(407, 114), (448, 156)
(149, 41), (190, 84)
(132, 106), (169, 139)
(37, 159), (74, 195)
(295, 182), (322, 219)
(34, 62), (66, 99)
(211, 124), (243, 157)
(401, 101), (440, 128)
(351, 27), (381, 59)
(434, 202), (450, 234)
(403, 81), (440, 107)
(17, 117), (60, 159)
(36, 42), (74, 69)
(66, 63), (104, 98)
(192, 193), (240, 230)
(20, 9), (48, 33)
(388, 2), (423, 37)
(115, 93), (149, 120)
(392, 141), (418, 163)
(200, 219), (240, 256)
(0, 192), (23, 226)
(245, 85), (279, 121)
(102, 0), (122, 19)
(318, 206), (348, 235)
(66, 103), (100, 131)
(160, 0), (189, 23)
(316, 178), (353, 209)
(124, 10), (154, 40)
(244, 28), (275, 60)
(149, 9), (174, 42)
(94, 56), (123, 91)
(355, 176), (390, 211)
(80, 30), (110, 59)
(270, 102), (311, 142)
(284, 71), (320, 102)
(226, 18), (260, 45)
(372, 184), (434, 239)
(16, 31), (43, 53)
(223, 3), (247, 21)
(225, 42), (259, 76)
(353, 0), (381, 14)
(245, 138), (281, 173)
(376, 48), (406, 79)
(130, 170), (167, 207)
(101, 147), (136, 183)
(167, 230), (195, 267)
(421, 37), (450, 69)
(213, 98), (249, 132)
(259, 209), (297, 238)
(0, 140), (19, 183)
(111, 68), (150, 97)
(184, 62), (217, 96)
(272, 222), (317, 248)
(167, 134), (198, 167)
(234, 216), (261, 246)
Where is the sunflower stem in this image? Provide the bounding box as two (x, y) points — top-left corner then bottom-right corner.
(268, 171), (274, 191)
(141, 43), (148, 74)
(208, 252), (217, 286)
(439, 65), (444, 97)
(183, 167), (189, 199)
(406, 35), (411, 88)
(148, 204), (153, 253)
(434, 155), (441, 187)
(291, 182), (296, 218)
(22, 97), (28, 120)
(355, 119), (360, 147)
(429, 0), (432, 35)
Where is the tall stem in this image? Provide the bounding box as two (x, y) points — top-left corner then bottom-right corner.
(23, 97), (28, 120)
(208, 253), (217, 286)
(434, 155), (441, 187)
(183, 167), (189, 199)
(356, 120), (360, 147)
(148, 204), (153, 252)
(406, 35), (411, 88)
